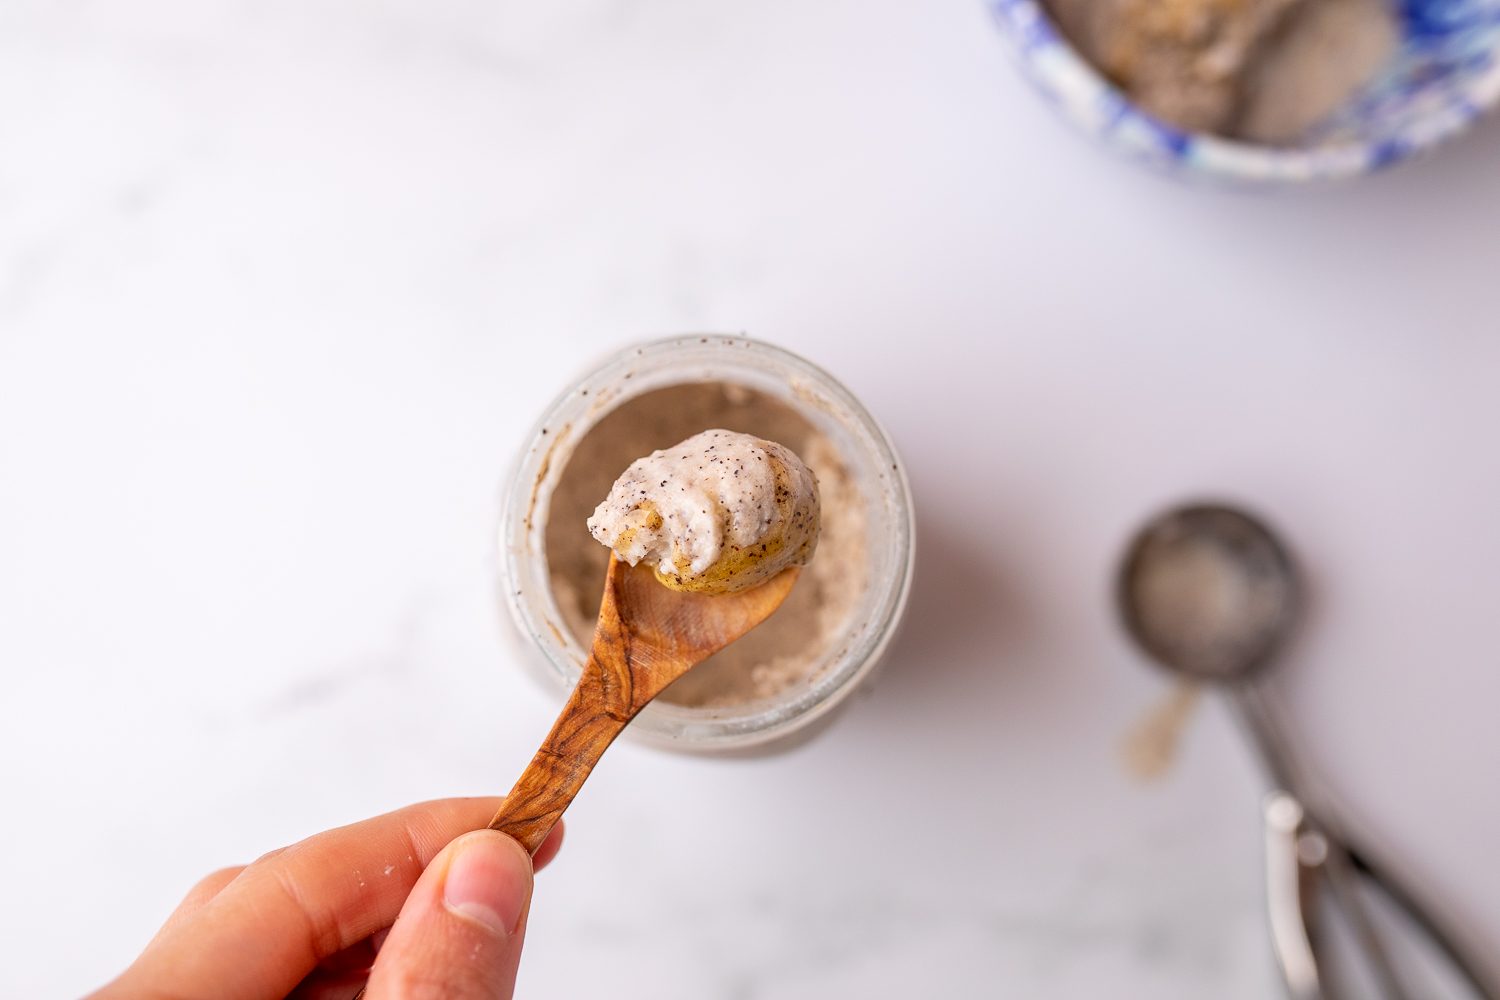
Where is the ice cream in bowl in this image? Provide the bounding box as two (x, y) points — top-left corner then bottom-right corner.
(989, 0), (1500, 181)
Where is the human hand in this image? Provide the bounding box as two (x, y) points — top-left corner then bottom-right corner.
(90, 797), (564, 1000)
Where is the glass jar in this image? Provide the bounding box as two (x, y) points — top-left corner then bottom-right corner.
(497, 336), (914, 752)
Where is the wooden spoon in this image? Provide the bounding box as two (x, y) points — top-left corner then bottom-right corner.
(488, 553), (799, 853)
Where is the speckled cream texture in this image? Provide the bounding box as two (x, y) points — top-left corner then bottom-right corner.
(544, 383), (867, 708)
(586, 429), (820, 594)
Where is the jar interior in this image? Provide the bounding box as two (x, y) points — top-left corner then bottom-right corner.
(542, 381), (871, 710)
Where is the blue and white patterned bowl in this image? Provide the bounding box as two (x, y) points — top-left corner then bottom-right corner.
(989, 0), (1500, 182)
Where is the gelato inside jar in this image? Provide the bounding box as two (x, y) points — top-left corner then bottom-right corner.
(502, 337), (913, 750)
(546, 382), (864, 707)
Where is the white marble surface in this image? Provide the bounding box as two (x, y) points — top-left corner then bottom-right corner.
(3, 2), (1500, 997)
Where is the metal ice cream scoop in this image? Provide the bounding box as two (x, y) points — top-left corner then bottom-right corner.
(1117, 503), (1493, 1000)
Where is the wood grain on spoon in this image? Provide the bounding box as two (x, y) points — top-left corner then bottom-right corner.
(489, 553), (799, 854)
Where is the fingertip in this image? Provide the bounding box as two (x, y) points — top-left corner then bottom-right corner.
(440, 830), (533, 937)
(366, 829), (533, 999)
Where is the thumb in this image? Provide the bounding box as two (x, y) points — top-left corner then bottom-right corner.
(365, 829), (535, 1000)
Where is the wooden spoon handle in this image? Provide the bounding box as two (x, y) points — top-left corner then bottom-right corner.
(487, 662), (632, 855)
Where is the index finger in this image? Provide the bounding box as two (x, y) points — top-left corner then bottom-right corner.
(99, 797), (561, 1000)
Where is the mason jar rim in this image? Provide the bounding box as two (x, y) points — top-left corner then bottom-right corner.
(498, 335), (915, 751)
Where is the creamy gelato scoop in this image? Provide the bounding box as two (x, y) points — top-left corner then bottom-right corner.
(587, 429), (820, 594)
